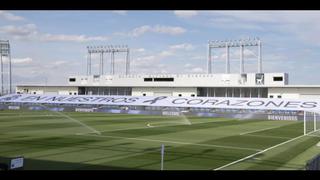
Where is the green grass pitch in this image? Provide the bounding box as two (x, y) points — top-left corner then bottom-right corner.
(0, 109), (319, 170)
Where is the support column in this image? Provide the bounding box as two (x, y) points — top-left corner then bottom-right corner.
(207, 44), (212, 74)
(8, 47), (12, 93)
(99, 52), (103, 75)
(101, 52), (104, 75)
(111, 51), (115, 75)
(226, 44), (230, 73)
(258, 40), (262, 73)
(0, 54), (3, 95)
(87, 52), (92, 75)
(125, 49), (130, 75)
(225, 88), (228, 97)
(240, 44), (244, 74)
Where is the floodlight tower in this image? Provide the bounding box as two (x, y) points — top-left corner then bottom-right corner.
(0, 40), (12, 95)
(87, 45), (130, 76)
(208, 38), (262, 74)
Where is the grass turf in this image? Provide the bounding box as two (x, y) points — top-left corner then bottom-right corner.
(0, 109), (319, 170)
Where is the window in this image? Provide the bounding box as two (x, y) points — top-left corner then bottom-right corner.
(278, 95), (282, 98)
(270, 95), (274, 98)
(178, 94), (182, 97)
(69, 78), (76, 82)
(273, 76), (283, 81)
(153, 78), (174, 82)
(143, 93), (146, 96)
(74, 93), (77, 95)
(191, 94), (195, 97)
(33, 92), (36, 94)
(144, 78), (152, 82)
(69, 92), (72, 95)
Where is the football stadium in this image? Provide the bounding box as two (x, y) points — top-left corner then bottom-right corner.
(0, 38), (320, 170)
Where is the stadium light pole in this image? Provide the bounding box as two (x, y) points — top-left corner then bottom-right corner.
(0, 40), (12, 95)
(225, 42), (230, 74)
(258, 39), (262, 73)
(240, 42), (244, 74)
(207, 42), (212, 74)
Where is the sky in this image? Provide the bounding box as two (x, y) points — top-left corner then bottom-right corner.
(1, 10), (320, 85)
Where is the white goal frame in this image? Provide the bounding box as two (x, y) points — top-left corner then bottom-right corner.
(304, 111), (320, 135)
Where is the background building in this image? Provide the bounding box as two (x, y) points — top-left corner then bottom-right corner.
(15, 38), (320, 99)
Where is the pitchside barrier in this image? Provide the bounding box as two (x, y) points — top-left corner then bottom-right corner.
(1, 94), (320, 135)
(0, 101), (305, 120)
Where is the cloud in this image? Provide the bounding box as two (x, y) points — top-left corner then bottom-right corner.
(40, 33), (109, 42)
(169, 43), (194, 50)
(132, 48), (145, 53)
(191, 55), (205, 60)
(129, 25), (186, 37)
(184, 63), (193, 68)
(2, 57), (33, 64)
(0, 11), (25, 21)
(112, 11), (127, 15)
(0, 24), (109, 42)
(159, 50), (174, 57)
(203, 11), (320, 46)
(174, 11), (198, 18)
(52, 61), (68, 66)
(0, 24), (37, 36)
(191, 67), (204, 73)
(12, 57), (33, 64)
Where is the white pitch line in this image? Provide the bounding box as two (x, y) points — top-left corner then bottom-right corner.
(80, 118), (234, 135)
(214, 133), (310, 170)
(242, 134), (291, 140)
(77, 133), (262, 152)
(239, 125), (287, 135)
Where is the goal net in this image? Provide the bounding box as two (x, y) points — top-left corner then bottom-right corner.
(304, 111), (320, 136)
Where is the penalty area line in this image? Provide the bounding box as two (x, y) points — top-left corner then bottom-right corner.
(239, 124), (291, 135)
(213, 133), (310, 171)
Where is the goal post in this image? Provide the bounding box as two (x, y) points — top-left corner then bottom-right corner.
(304, 111), (320, 136)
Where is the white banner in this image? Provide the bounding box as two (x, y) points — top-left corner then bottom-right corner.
(0, 94), (319, 112)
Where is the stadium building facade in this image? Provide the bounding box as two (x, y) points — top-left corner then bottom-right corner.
(15, 38), (320, 99)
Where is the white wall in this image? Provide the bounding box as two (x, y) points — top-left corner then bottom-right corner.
(68, 72), (288, 87)
(132, 87), (197, 97)
(16, 86), (78, 95)
(268, 87), (320, 99)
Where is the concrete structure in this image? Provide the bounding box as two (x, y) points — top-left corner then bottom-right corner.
(17, 72), (320, 100)
(14, 39), (320, 100)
